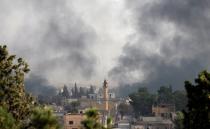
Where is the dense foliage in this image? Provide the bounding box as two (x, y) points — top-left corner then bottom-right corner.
(129, 87), (155, 116)
(0, 45), (33, 121)
(81, 108), (103, 129)
(27, 107), (61, 129)
(0, 107), (17, 129)
(64, 101), (80, 113)
(62, 85), (70, 98)
(81, 108), (112, 129)
(173, 90), (187, 111)
(117, 103), (133, 119)
(174, 111), (184, 129)
(0, 45), (60, 129)
(183, 70), (210, 129)
(157, 86), (174, 104)
(129, 86), (187, 117)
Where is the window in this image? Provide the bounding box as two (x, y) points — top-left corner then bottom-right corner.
(69, 121), (74, 125)
(161, 105), (166, 108)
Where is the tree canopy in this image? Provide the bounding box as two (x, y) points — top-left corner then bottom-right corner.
(118, 103), (133, 119)
(28, 106), (61, 129)
(81, 108), (102, 129)
(129, 87), (155, 116)
(157, 85), (174, 104)
(0, 45), (33, 121)
(62, 85), (70, 98)
(0, 107), (17, 129)
(183, 70), (210, 129)
(0, 45), (60, 129)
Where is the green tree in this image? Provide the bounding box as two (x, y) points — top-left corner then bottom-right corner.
(118, 103), (132, 119)
(79, 87), (85, 97)
(0, 45), (33, 121)
(174, 111), (184, 129)
(64, 101), (80, 113)
(62, 85), (70, 98)
(81, 108), (103, 129)
(173, 90), (187, 111)
(0, 107), (17, 129)
(157, 86), (174, 104)
(27, 106), (60, 129)
(183, 70), (210, 129)
(89, 85), (95, 94)
(106, 117), (112, 129)
(71, 101), (80, 112)
(129, 87), (155, 116)
(74, 83), (79, 98)
(157, 86), (187, 111)
(0, 45), (61, 129)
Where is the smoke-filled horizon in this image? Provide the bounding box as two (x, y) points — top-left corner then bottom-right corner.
(109, 0), (210, 90)
(1, 0), (210, 90)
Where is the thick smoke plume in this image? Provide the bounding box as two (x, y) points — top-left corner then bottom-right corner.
(1, 0), (210, 93)
(109, 0), (210, 90)
(0, 0), (96, 85)
(25, 74), (57, 97)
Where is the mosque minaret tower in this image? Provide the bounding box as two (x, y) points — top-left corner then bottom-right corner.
(103, 80), (109, 111)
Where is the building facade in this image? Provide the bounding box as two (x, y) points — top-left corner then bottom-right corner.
(131, 117), (173, 129)
(63, 113), (84, 129)
(152, 104), (175, 119)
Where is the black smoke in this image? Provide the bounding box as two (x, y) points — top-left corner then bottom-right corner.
(0, 0), (97, 83)
(25, 74), (57, 97)
(109, 0), (210, 90)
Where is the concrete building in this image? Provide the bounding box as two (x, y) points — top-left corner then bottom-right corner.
(152, 104), (175, 119)
(63, 80), (119, 129)
(131, 117), (173, 129)
(115, 119), (130, 129)
(63, 113), (85, 129)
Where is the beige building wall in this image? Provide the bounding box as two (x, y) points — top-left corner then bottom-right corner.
(152, 104), (175, 118)
(64, 114), (84, 129)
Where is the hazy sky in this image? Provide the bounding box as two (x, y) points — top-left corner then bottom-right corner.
(1, 0), (210, 89)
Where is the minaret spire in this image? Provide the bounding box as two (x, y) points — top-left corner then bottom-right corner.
(103, 79), (109, 111)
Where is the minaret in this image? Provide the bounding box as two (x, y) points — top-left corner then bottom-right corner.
(103, 80), (109, 111)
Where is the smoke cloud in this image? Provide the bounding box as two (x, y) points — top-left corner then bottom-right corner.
(0, 0), (133, 88)
(109, 0), (210, 90)
(1, 0), (210, 92)
(25, 74), (57, 97)
(0, 0), (97, 85)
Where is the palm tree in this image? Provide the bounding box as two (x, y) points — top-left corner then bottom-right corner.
(81, 108), (103, 129)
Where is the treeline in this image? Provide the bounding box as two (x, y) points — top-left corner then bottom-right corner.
(129, 86), (187, 116)
(129, 70), (210, 129)
(61, 84), (95, 99)
(37, 84), (96, 105)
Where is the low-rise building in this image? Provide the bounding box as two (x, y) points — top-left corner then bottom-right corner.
(131, 117), (173, 129)
(152, 104), (175, 119)
(63, 113), (85, 129)
(115, 119), (130, 129)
